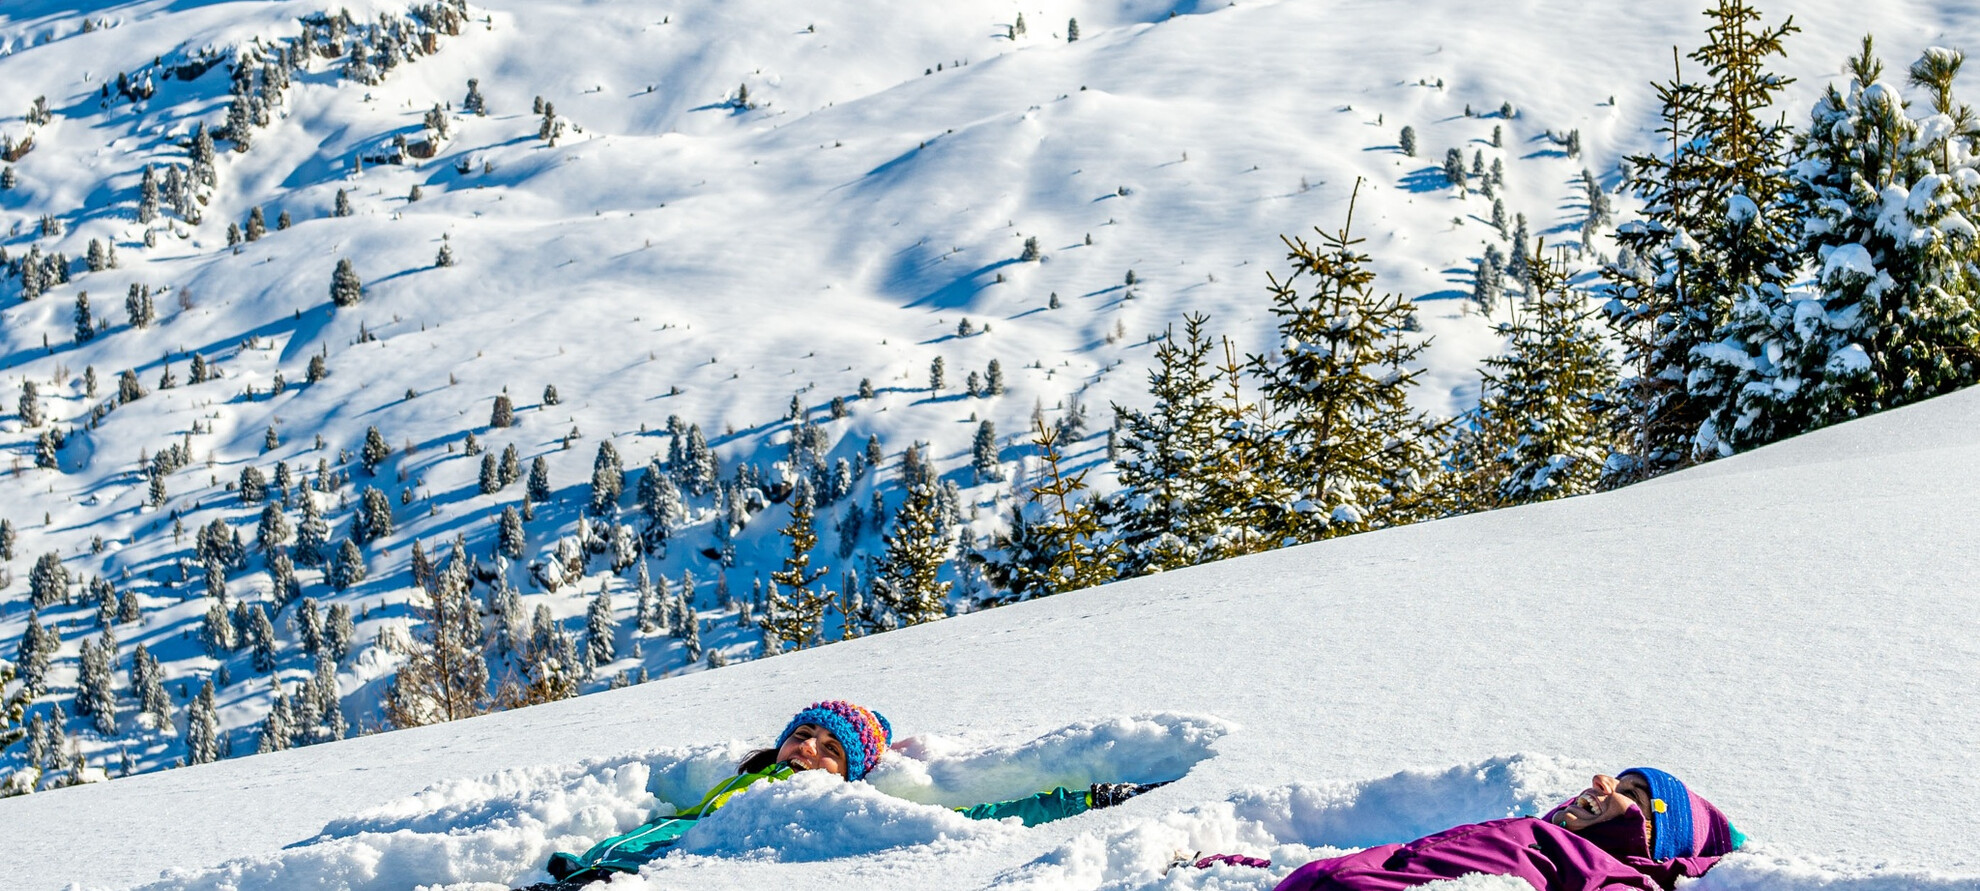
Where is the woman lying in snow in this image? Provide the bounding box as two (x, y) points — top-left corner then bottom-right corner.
(514, 699), (1169, 890)
(1262, 767), (1744, 891)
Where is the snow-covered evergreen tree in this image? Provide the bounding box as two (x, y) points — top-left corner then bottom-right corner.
(330, 258), (362, 307)
(527, 456), (551, 502)
(29, 551), (68, 608)
(1246, 184), (1450, 544)
(1112, 312), (1224, 573)
(872, 483), (951, 626)
(384, 546), (492, 727)
(762, 487), (832, 650)
(324, 604), (355, 662)
(589, 440), (624, 516)
(1709, 39), (1980, 448)
(1451, 245), (1618, 510)
(329, 540), (366, 590)
(354, 486), (392, 544)
(185, 681), (220, 765)
(584, 588), (616, 667)
(75, 637), (118, 736)
(73, 292), (95, 343)
(1602, 0), (1800, 478)
(360, 425), (390, 474)
(294, 493), (330, 567)
(256, 679), (291, 754)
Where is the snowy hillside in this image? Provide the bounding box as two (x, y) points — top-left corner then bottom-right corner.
(3, 0), (1980, 876)
(4, 351), (1979, 891)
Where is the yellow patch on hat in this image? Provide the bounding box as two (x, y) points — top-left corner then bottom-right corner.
(1652, 799), (1667, 813)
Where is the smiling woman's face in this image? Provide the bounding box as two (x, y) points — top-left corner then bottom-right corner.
(776, 724), (848, 778)
(1552, 773), (1654, 845)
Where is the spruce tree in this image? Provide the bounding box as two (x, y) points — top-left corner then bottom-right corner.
(73, 293), (95, 343)
(1718, 38), (1980, 446)
(329, 540), (366, 590)
(1602, 0), (1800, 478)
(17, 379), (42, 429)
(246, 206), (266, 241)
(1112, 312), (1224, 573)
(294, 494), (330, 566)
(323, 604), (355, 661)
(360, 425), (390, 474)
(185, 680), (220, 764)
(479, 452), (501, 495)
(29, 551), (68, 608)
(354, 486), (392, 543)
(256, 502), (290, 550)
(239, 465), (267, 503)
(384, 552), (492, 727)
(527, 455), (551, 501)
(1399, 125), (1417, 156)
(75, 637), (118, 735)
(499, 443), (521, 487)
(1247, 183), (1450, 544)
(16, 609), (54, 698)
(330, 258), (362, 307)
(0, 516), (13, 561)
(131, 644), (171, 731)
(256, 680), (291, 753)
(584, 588), (616, 666)
(1451, 245), (1618, 510)
(249, 604), (278, 673)
(334, 188), (352, 217)
(871, 483), (952, 626)
(762, 487), (832, 650)
(1443, 148), (1468, 192)
(589, 440), (624, 516)
(490, 394), (515, 428)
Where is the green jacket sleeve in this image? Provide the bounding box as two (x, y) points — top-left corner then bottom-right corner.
(954, 786), (1091, 827)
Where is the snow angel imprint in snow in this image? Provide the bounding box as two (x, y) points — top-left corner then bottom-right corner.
(1269, 766), (1744, 891)
(515, 700), (1175, 890)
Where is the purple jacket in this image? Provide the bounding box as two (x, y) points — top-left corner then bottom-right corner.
(1274, 780), (1737, 891)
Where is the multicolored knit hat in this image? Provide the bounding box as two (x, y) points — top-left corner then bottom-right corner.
(777, 700), (892, 781)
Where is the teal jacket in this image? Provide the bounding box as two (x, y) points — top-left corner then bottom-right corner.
(547, 763), (1093, 881)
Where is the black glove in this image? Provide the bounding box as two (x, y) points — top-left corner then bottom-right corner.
(1089, 780), (1172, 809)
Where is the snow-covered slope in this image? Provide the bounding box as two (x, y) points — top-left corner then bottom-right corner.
(7, 0), (1979, 784)
(4, 0), (1980, 887)
(5, 380), (1978, 889)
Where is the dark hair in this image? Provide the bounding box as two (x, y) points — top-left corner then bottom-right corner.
(737, 747), (779, 775)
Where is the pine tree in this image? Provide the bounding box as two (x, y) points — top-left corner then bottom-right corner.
(1067, 17), (1079, 41)
(498, 443), (521, 488)
(1247, 182), (1450, 544)
(970, 420), (1002, 483)
(278, 209), (292, 230)
(1720, 39), (1980, 446)
(989, 419), (1121, 598)
(246, 206), (266, 241)
(524, 455), (551, 502)
(17, 379), (41, 429)
(355, 486), (392, 543)
(323, 604), (355, 662)
(1400, 125), (1417, 156)
(1451, 245), (1619, 510)
(330, 258), (362, 307)
(256, 679), (291, 753)
(201, 599), (234, 657)
(762, 487), (832, 650)
(1443, 148), (1468, 192)
(0, 517), (13, 561)
(329, 540), (366, 590)
(638, 458), (684, 543)
(1112, 312), (1224, 573)
(16, 609), (54, 698)
(131, 644), (171, 731)
(584, 588), (616, 666)
(334, 188), (352, 217)
(294, 494), (330, 567)
(360, 425), (390, 474)
(256, 502), (290, 550)
(490, 393), (515, 428)
(239, 465), (267, 503)
(75, 637), (118, 735)
(138, 165), (160, 224)
(249, 604), (278, 673)
(29, 551), (68, 608)
(73, 293), (95, 343)
(185, 681), (220, 764)
(871, 483), (952, 626)
(1602, 0), (1800, 478)
(385, 547), (492, 727)
(589, 440), (624, 516)
(930, 356), (946, 392)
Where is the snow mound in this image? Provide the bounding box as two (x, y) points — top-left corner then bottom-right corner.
(124, 715), (1226, 889)
(674, 767), (1021, 861)
(872, 713), (1234, 808)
